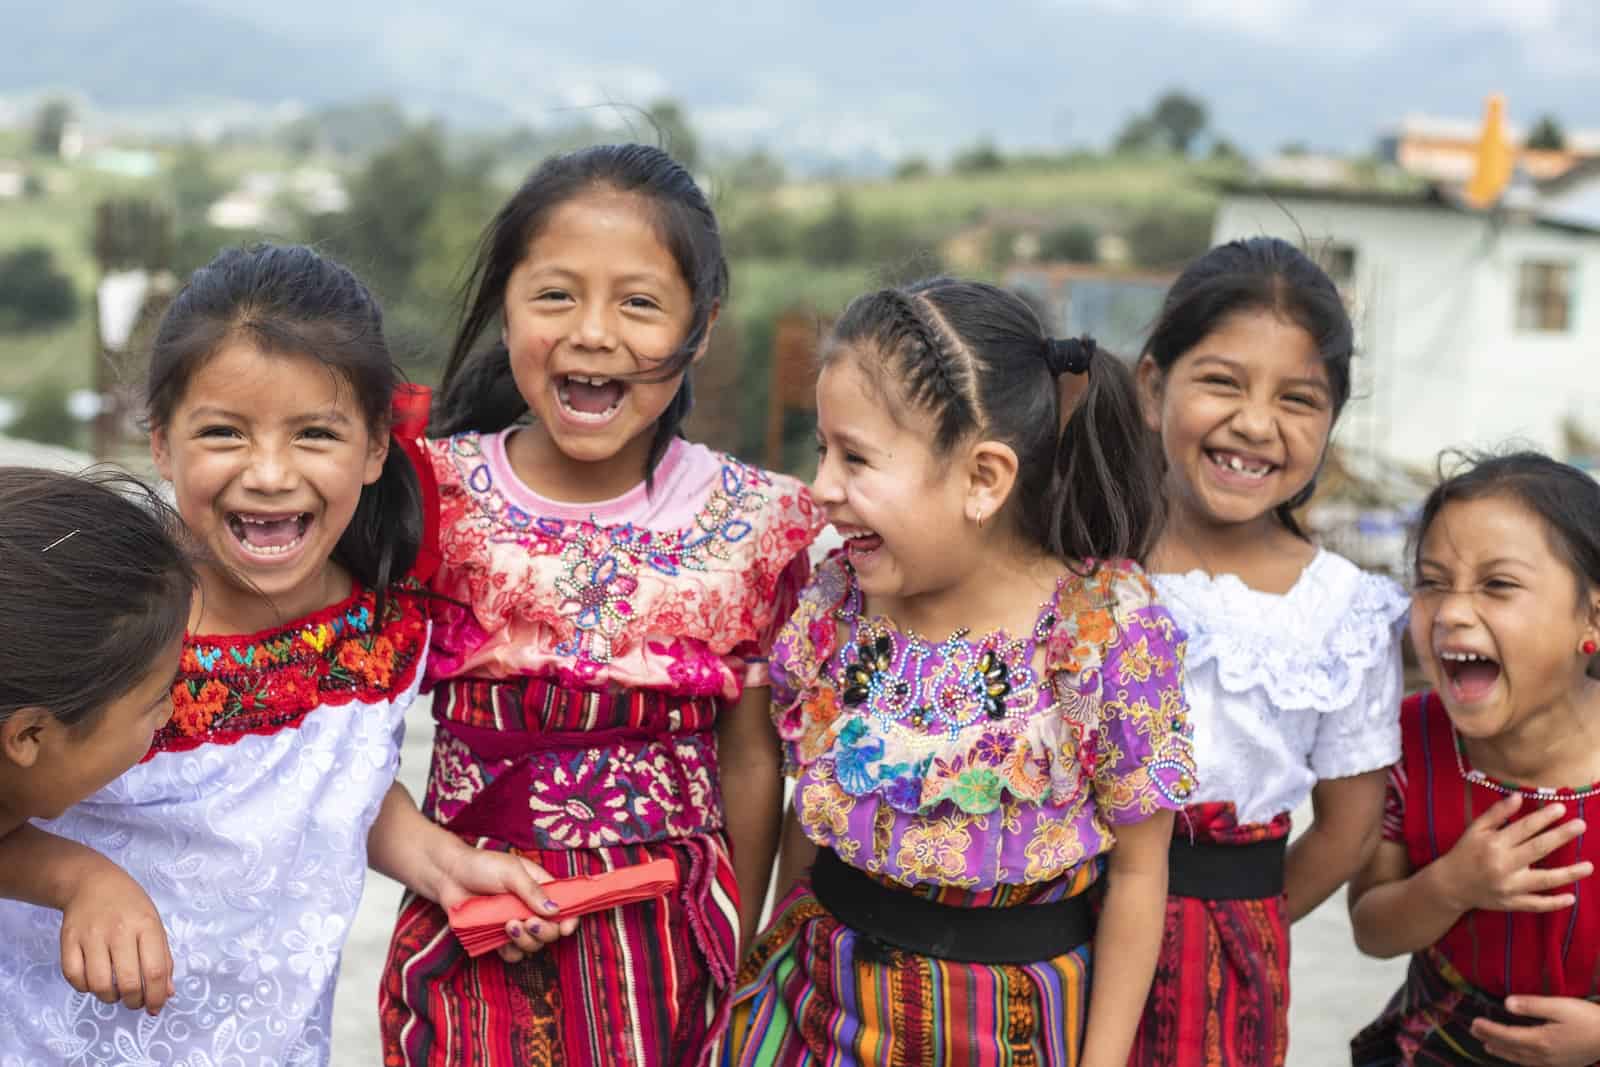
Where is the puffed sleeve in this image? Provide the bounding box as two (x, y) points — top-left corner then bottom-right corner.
(1091, 602), (1198, 823)
(1309, 575), (1407, 780)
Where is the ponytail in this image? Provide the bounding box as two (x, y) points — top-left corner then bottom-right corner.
(1048, 347), (1165, 566)
(333, 442), (422, 617)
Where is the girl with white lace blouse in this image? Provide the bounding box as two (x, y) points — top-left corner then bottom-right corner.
(1127, 237), (1408, 1067)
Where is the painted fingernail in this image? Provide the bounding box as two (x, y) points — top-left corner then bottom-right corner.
(528, 921), (542, 936)
(543, 899), (560, 913)
(509, 922), (524, 938)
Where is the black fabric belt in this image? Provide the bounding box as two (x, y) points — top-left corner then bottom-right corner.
(809, 848), (1095, 965)
(1167, 834), (1288, 900)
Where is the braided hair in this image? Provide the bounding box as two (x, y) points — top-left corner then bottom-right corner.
(822, 277), (1164, 565)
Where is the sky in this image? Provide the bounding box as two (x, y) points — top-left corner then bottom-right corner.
(8, 0), (1600, 167)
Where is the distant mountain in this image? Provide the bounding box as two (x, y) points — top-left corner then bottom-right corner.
(0, 0), (389, 111)
(3, 0), (1597, 168)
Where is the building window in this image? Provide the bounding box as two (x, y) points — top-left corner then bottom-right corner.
(1516, 261), (1574, 332)
(1318, 243), (1357, 288)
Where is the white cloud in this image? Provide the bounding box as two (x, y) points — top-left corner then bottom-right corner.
(1054, 0), (1591, 59)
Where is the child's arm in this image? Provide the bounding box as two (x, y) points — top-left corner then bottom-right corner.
(1473, 996), (1600, 1066)
(1284, 769), (1386, 921)
(716, 684), (784, 953)
(771, 798), (818, 904)
(0, 824), (172, 1013)
(1080, 810), (1174, 1067)
(1348, 792), (1591, 958)
(366, 782), (579, 961)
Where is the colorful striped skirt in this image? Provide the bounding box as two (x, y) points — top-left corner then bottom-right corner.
(381, 834), (738, 1066)
(1128, 802), (1293, 1067)
(379, 677), (739, 1067)
(1351, 948), (1545, 1067)
(718, 862), (1098, 1067)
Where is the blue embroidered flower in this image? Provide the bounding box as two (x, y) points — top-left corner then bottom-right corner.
(834, 734), (885, 794)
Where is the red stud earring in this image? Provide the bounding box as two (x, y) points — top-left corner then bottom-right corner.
(1583, 640), (1597, 656)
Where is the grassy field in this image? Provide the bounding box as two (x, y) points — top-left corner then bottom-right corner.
(774, 155), (1238, 227)
(0, 147), (1231, 451)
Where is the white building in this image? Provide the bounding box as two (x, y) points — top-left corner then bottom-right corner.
(1213, 183), (1600, 474)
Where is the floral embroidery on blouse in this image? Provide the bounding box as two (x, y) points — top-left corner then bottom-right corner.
(151, 584), (427, 759)
(428, 432), (819, 690)
(775, 553), (1196, 889)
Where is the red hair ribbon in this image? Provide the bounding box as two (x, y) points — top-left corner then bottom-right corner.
(391, 382), (441, 584)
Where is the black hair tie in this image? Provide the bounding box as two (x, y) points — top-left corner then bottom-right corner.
(1043, 335), (1094, 376)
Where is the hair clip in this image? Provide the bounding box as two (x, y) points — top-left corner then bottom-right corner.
(41, 529), (80, 553)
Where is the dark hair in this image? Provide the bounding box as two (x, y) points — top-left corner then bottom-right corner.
(146, 243), (421, 603)
(433, 144), (728, 480)
(1143, 236), (1354, 537)
(0, 468), (196, 728)
(823, 277), (1164, 566)
(1413, 451), (1600, 594)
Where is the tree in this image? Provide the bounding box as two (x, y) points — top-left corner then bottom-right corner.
(951, 139), (1005, 174)
(800, 194), (863, 266)
(724, 149), (786, 193)
(1113, 115), (1160, 155)
(31, 97), (73, 157)
(894, 156), (931, 180)
(0, 245), (78, 332)
(1039, 223), (1098, 263)
(1150, 91), (1208, 155)
(92, 198), (174, 273)
(8, 379), (77, 448)
(1209, 137), (1246, 164)
(325, 124), (450, 303)
(1126, 209), (1213, 268)
(1527, 114), (1566, 151)
(645, 98), (700, 172)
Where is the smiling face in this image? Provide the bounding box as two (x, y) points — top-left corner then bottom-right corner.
(1411, 493), (1600, 739)
(7, 637), (181, 821)
(502, 187), (700, 481)
(151, 340), (387, 630)
(811, 353), (976, 602)
(1140, 309), (1334, 532)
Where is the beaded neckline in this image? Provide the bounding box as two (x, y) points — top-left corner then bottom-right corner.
(1452, 728), (1600, 802)
(834, 572), (1066, 739)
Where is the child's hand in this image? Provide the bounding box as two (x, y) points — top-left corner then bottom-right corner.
(1473, 995), (1600, 1066)
(1436, 794), (1592, 913)
(59, 865), (173, 1015)
(435, 842), (579, 963)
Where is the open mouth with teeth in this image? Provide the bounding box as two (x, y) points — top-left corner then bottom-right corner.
(1206, 449), (1276, 482)
(557, 374), (626, 423)
(836, 525), (884, 563)
(1439, 648), (1502, 704)
(227, 512), (311, 558)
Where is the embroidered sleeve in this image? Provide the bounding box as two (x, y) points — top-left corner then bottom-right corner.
(1310, 587), (1406, 780)
(1382, 761), (1407, 842)
(1091, 603), (1197, 824)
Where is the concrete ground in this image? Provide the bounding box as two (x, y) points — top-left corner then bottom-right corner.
(333, 697), (1408, 1066)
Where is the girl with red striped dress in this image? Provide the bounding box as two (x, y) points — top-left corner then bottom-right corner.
(1351, 453), (1600, 1067)
(1130, 237), (1409, 1066)
(379, 144), (820, 1066)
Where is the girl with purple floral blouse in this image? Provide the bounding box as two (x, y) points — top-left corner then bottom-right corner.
(718, 278), (1196, 1067)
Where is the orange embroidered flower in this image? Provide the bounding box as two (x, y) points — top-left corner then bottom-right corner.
(171, 680), (228, 736)
(1076, 609), (1114, 647)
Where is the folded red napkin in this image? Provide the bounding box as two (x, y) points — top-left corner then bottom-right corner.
(446, 859), (679, 957)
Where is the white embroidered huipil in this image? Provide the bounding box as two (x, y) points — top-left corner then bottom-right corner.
(0, 585), (425, 1067)
(1153, 550), (1409, 826)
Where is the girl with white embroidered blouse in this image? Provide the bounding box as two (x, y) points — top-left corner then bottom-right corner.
(1128, 237), (1409, 1067)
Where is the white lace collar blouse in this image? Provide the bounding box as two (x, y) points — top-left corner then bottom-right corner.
(1153, 549), (1409, 826)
